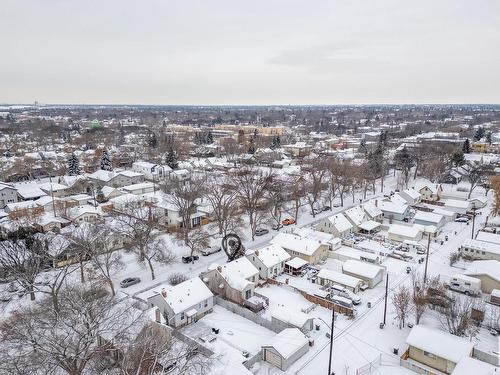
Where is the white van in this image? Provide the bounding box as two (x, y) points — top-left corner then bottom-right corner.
(330, 295), (353, 309)
(446, 274), (481, 296)
(402, 240), (426, 254)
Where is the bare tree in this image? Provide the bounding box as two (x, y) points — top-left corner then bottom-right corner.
(286, 175), (306, 225)
(438, 294), (481, 337)
(0, 285), (144, 375)
(464, 162), (488, 199)
(168, 272), (189, 286)
(265, 176), (287, 229)
(162, 177), (205, 245)
(112, 204), (173, 280)
(392, 285), (411, 329)
(303, 159), (327, 217)
(234, 168), (273, 240)
(0, 228), (47, 301)
(178, 227), (210, 257)
(410, 272), (429, 325)
(205, 176), (242, 236)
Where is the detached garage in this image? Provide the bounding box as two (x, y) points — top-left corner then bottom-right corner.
(342, 259), (385, 288)
(261, 328), (309, 371)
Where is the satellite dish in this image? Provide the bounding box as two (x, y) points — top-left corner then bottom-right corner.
(222, 233), (245, 261)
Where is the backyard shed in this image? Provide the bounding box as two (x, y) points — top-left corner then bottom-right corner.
(261, 328), (309, 371)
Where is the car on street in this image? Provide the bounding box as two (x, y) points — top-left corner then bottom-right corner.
(272, 223), (283, 231)
(202, 246), (222, 256)
(255, 228), (269, 236)
(182, 255), (199, 263)
(120, 277), (141, 288)
(455, 217), (469, 223)
(282, 218), (296, 226)
(322, 206), (331, 211)
(0, 291), (13, 302)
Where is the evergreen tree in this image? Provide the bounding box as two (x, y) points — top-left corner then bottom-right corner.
(100, 149), (113, 171)
(462, 139), (471, 154)
(67, 153), (81, 176)
(486, 132), (492, 145)
(166, 147), (178, 169)
(206, 130), (214, 144)
(451, 151), (465, 167)
(248, 138), (256, 154)
(270, 136), (278, 150)
(275, 135), (280, 148)
(96, 186), (105, 202)
(148, 131), (158, 148)
(358, 139), (367, 154)
(474, 127), (485, 141)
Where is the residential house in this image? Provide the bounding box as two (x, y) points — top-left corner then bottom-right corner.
(246, 244), (291, 280)
(0, 182), (18, 208)
(132, 161), (172, 181)
(399, 188), (421, 205)
(343, 205), (367, 232)
(469, 196), (487, 209)
(316, 213), (353, 238)
(378, 200), (410, 222)
(282, 142), (312, 157)
(121, 182), (155, 195)
(476, 231), (500, 246)
(201, 257), (260, 309)
(388, 224), (423, 242)
(87, 170), (144, 188)
(413, 211), (446, 229)
(444, 199), (471, 215)
(404, 325), (474, 374)
(362, 200), (383, 222)
(146, 277), (214, 327)
(418, 184), (443, 202)
(271, 232), (329, 264)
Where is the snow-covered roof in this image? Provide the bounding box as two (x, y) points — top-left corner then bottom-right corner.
(406, 325), (473, 363)
(388, 224), (421, 238)
(462, 239), (500, 255)
(14, 184), (46, 200)
(293, 227), (336, 244)
(121, 182), (155, 191)
(285, 257), (308, 269)
(250, 244), (290, 268)
(413, 211), (443, 224)
(343, 206), (366, 226)
(317, 268), (362, 289)
(432, 208), (456, 217)
(271, 306), (313, 327)
(464, 260), (500, 282)
(5, 200), (38, 211)
(342, 259), (384, 279)
(358, 220), (381, 232)
(402, 188), (420, 200)
(452, 357), (498, 375)
(271, 232), (324, 256)
(390, 193), (408, 206)
(0, 182), (15, 191)
(210, 257), (258, 291)
(377, 199), (408, 215)
(327, 213), (353, 233)
(444, 199), (471, 209)
(262, 328), (308, 359)
(155, 277), (213, 315)
(362, 200), (383, 218)
(475, 231), (500, 245)
(491, 289), (500, 298)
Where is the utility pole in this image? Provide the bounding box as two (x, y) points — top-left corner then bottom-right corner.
(424, 232), (431, 283)
(382, 273), (389, 327)
(327, 306), (335, 375)
(471, 207), (477, 240)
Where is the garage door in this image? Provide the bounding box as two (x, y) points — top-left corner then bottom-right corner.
(264, 349), (282, 369)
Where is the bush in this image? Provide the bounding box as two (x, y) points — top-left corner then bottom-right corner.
(168, 272), (189, 286)
(449, 251), (461, 266)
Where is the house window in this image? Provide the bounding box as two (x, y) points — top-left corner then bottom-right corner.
(204, 300), (208, 308)
(423, 351), (435, 359)
(180, 312), (185, 320)
(245, 289), (252, 299)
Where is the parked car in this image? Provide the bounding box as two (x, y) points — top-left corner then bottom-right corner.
(120, 277), (141, 288)
(455, 217), (469, 223)
(282, 218), (296, 226)
(322, 206), (331, 212)
(182, 255), (199, 263)
(330, 284), (361, 305)
(202, 246), (222, 256)
(255, 228), (269, 236)
(272, 223), (284, 231)
(330, 295), (353, 309)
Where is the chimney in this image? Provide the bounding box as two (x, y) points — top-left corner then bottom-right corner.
(375, 200), (378, 207)
(255, 250), (260, 256)
(155, 308), (161, 323)
(217, 266), (222, 273)
(161, 288), (167, 298)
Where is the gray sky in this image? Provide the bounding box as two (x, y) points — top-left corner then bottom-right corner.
(1, 0), (499, 105)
